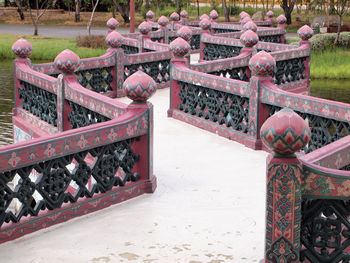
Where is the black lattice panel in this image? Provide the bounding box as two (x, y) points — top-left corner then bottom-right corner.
(18, 80), (57, 127)
(124, 60), (170, 84)
(0, 138), (139, 227)
(178, 82), (249, 133)
(213, 28), (240, 33)
(265, 104), (350, 153)
(259, 35), (282, 43)
(190, 34), (201, 50)
(67, 101), (110, 129)
(121, 45), (139, 54)
(203, 43), (242, 61)
(76, 67), (114, 94)
(300, 199), (350, 262)
(208, 66), (249, 81)
(150, 37), (163, 43)
(273, 57), (307, 85)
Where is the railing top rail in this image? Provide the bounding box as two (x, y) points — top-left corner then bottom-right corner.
(122, 37), (139, 47)
(211, 23), (242, 30)
(270, 43), (310, 60)
(124, 49), (171, 65)
(143, 40), (170, 51)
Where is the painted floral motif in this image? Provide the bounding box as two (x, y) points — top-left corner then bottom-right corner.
(12, 38), (32, 58)
(8, 152), (21, 167)
(54, 49), (80, 74)
(170, 37), (191, 57)
(123, 70), (157, 102)
(44, 143), (56, 158)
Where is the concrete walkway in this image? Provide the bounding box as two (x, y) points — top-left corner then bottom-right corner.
(0, 88), (268, 263)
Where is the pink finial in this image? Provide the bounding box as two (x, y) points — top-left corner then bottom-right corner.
(249, 51), (276, 76)
(199, 18), (211, 30)
(240, 30), (259, 48)
(123, 70), (156, 102)
(180, 10), (188, 18)
(105, 31), (123, 48)
(209, 10), (219, 20)
(267, 10), (274, 18)
(200, 14), (210, 20)
(239, 11), (250, 19)
(170, 12), (180, 22)
(146, 10), (155, 21)
(242, 21), (257, 32)
(106, 18), (119, 30)
(260, 108), (311, 155)
(138, 21), (152, 35)
(176, 26), (192, 42)
(241, 16), (252, 25)
(276, 15), (287, 25)
(12, 38), (32, 58)
(297, 25), (314, 41)
(169, 37), (191, 58)
(158, 16), (169, 27)
(54, 49), (80, 74)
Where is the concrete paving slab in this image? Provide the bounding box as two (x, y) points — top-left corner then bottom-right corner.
(0, 88), (268, 263)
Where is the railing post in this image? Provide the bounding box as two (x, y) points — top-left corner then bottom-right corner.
(199, 18), (211, 61)
(122, 70), (157, 191)
(298, 25), (314, 95)
(146, 10), (155, 23)
(170, 12), (180, 31)
(158, 16), (169, 44)
(276, 15), (287, 43)
(180, 10), (188, 25)
(12, 38), (33, 110)
(266, 10), (274, 25)
(138, 21), (151, 52)
(106, 31), (125, 97)
(177, 26), (193, 64)
(54, 49), (81, 131)
(209, 9), (218, 24)
(106, 17), (119, 34)
(245, 51), (276, 149)
(168, 37), (191, 117)
(260, 108), (311, 262)
(240, 29), (259, 80)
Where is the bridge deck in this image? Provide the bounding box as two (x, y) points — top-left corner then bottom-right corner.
(0, 88), (268, 263)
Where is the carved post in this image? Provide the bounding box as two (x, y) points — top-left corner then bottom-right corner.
(167, 37), (191, 117)
(170, 12), (180, 31)
(298, 25), (314, 95)
(146, 10), (155, 22)
(180, 10), (188, 25)
(245, 51), (275, 149)
(260, 108), (311, 262)
(54, 49), (81, 131)
(209, 9), (218, 24)
(276, 15), (287, 43)
(240, 29), (259, 80)
(239, 12), (250, 23)
(106, 17), (119, 34)
(106, 31), (125, 97)
(177, 26), (193, 64)
(157, 16), (169, 44)
(12, 38), (33, 110)
(266, 10), (274, 25)
(138, 21), (152, 52)
(122, 70), (157, 189)
(199, 18), (211, 61)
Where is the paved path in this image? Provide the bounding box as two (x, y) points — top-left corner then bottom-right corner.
(0, 88), (268, 263)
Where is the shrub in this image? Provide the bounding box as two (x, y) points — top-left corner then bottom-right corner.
(310, 32), (350, 51)
(76, 35), (107, 49)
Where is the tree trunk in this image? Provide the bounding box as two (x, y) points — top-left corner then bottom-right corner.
(145, 0), (149, 9)
(175, 0), (180, 14)
(196, 0), (200, 18)
(281, 0), (296, 24)
(243, 0), (246, 8)
(222, 0), (230, 22)
(75, 0), (81, 22)
(87, 0), (99, 36)
(272, 0), (275, 10)
(112, 0), (130, 23)
(334, 15), (343, 47)
(14, 0), (25, 20)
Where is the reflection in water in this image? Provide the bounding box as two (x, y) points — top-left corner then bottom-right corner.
(0, 60), (349, 146)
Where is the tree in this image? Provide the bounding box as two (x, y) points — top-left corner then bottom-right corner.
(280, 0), (296, 24)
(87, 0), (100, 35)
(27, 0), (52, 35)
(112, 0), (130, 23)
(333, 0), (349, 46)
(75, 0), (81, 22)
(222, 0), (230, 21)
(14, 0), (25, 20)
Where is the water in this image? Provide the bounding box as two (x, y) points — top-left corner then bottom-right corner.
(0, 60), (349, 145)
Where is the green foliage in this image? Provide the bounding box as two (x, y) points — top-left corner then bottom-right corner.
(310, 32), (350, 51)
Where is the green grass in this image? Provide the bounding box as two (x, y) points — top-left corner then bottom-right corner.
(0, 34), (106, 62)
(311, 49), (350, 79)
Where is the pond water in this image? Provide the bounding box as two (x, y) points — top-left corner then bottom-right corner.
(0, 60), (349, 145)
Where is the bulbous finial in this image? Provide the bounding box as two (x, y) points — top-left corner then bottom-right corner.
(260, 108), (311, 155)
(106, 31), (123, 48)
(240, 30), (259, 48)
(209, 10), (219, 20)
(54, 49), (80, 74)
(180, 10), (188, 18)
(123, 70), (156, 102)
(242, 21), (257, 32)
(170, 12), (180, 22)
(241, 16), (252, 25)
(176, 26), (192, 42)
(298, 25), (314, 41)
(12, 38), (32, 58)
(169, 37), (191, 58)
(146, 10), (155, 21)
(107, 18), (119, 30)
(249, 51), (276, 76)
(200, 14), (210, 20)
(276, 15), (287, 25)
(199, 18), (211, 30)
(239, 11), (250, 20)
(266, 10), (274, 19)
(138, 21), (152, 35)
(158, 15), (169, 27)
